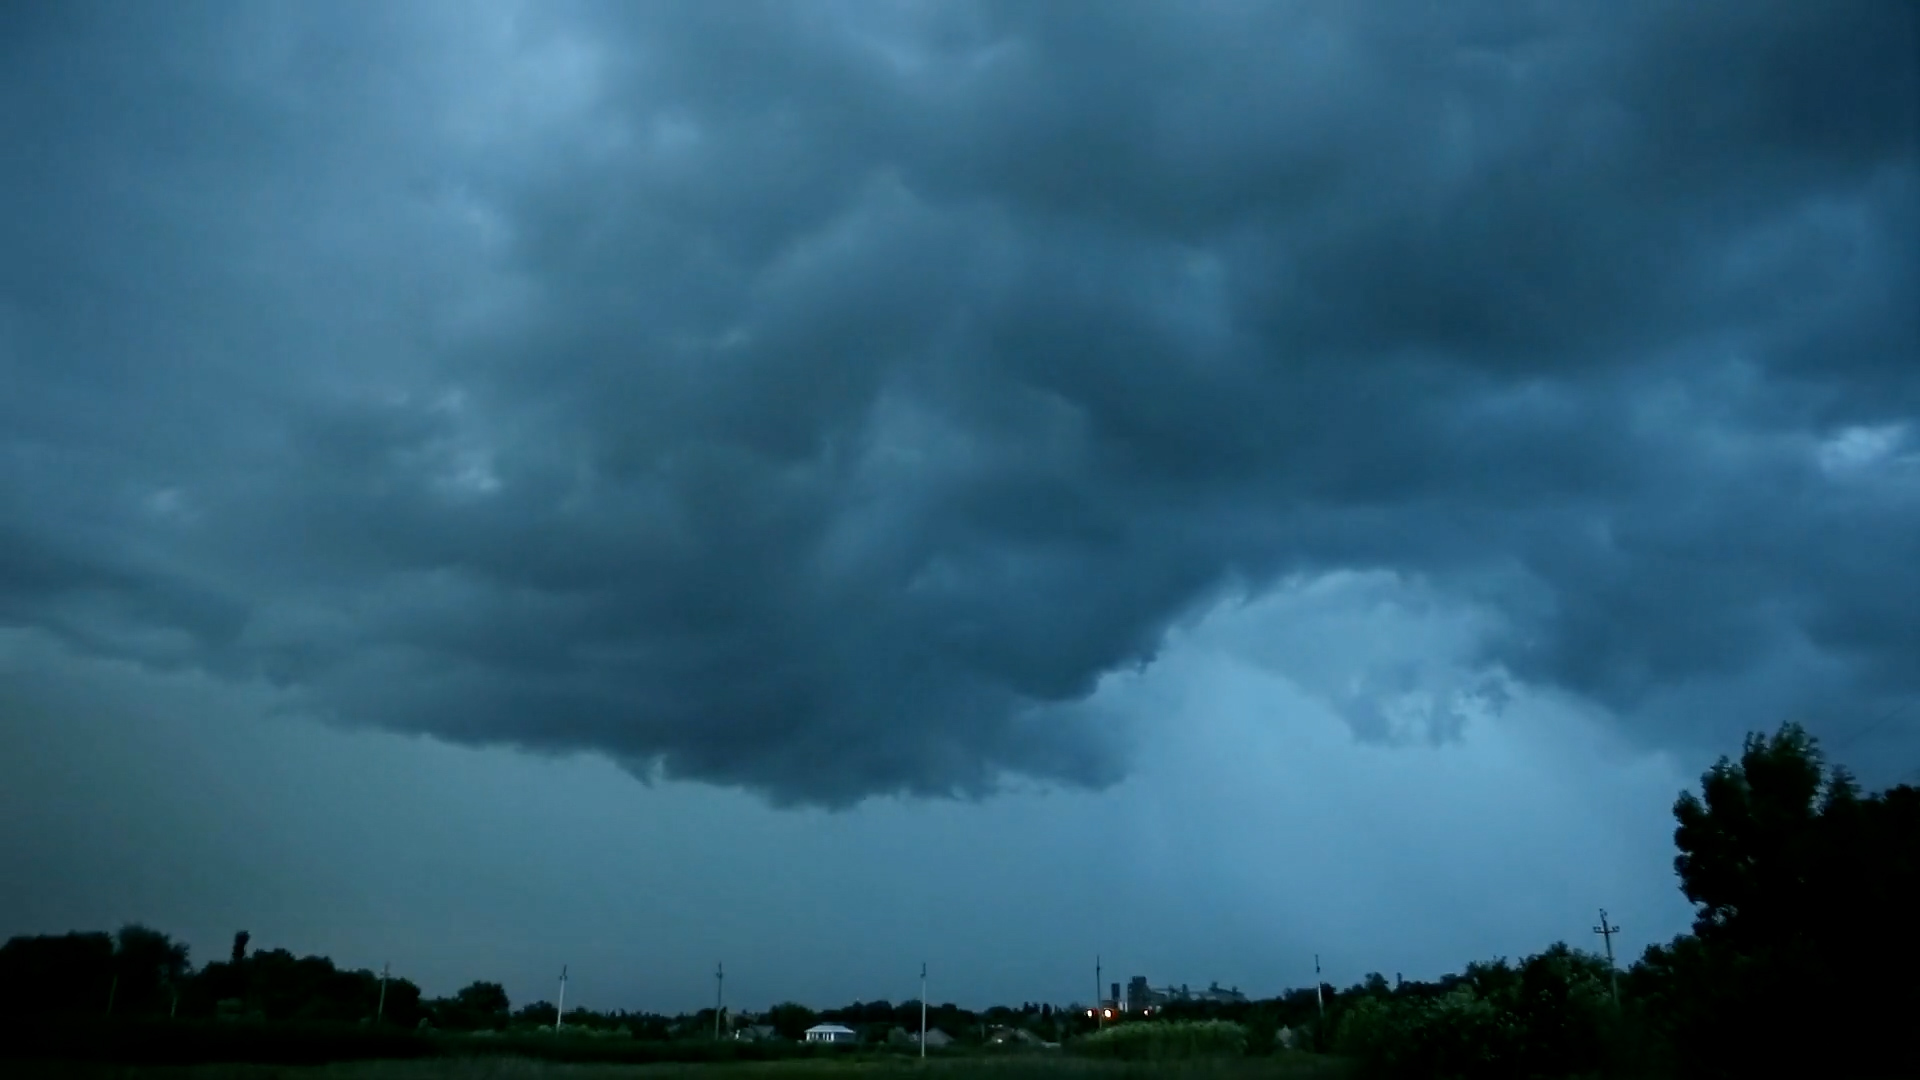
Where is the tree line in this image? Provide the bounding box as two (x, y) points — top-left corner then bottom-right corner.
(3, 722), (1915, 1076)
(0, 925), (1077, 1044)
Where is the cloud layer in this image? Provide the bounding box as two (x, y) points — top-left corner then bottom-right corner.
(2, 0), (1916, 804)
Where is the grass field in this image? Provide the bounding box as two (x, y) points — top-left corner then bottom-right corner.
(10, 1053), (1352, 1080)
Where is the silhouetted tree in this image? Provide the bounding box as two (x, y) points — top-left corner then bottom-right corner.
(1639, 722), (1920, 1079)
(765, 1001), (817, 1041)
(514, 1000), (555, 1027)
(429, 980), (511, 1031)
(373, 974), (425, 1028)
(0, 931), (115, 1016)
(112, 925), (190, 1017)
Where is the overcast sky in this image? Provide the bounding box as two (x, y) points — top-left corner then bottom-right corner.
(2, 0), (1916, 1014)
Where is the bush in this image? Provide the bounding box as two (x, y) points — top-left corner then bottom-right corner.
(1332, 947), (1626, 1080)
(1336, 989), (1518, 1079)
(1076, 1020), (1248, 1061)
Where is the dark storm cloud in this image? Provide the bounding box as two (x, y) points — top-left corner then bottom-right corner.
(2, 0), (1916, 803)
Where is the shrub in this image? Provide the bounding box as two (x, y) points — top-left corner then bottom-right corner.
(1333, 949), (1627, 1080)
(1075, 1020), (1248, 1061)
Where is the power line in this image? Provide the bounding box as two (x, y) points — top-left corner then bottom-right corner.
(1828, 698), (1916, 755)
(1826, 699), (1920, 791)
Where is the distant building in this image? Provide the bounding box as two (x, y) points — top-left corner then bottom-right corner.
(733, 1025), (778, 1042)
(804, 1023), (858, 1044)
(1131, 980), (1248, 1007)
(1197, 982), (1248, 1005)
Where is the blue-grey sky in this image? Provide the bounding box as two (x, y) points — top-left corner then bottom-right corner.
(2, 0), (1916, 1014)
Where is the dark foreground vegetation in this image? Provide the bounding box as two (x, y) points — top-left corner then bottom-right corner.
(4, 724), (1915, 1078)
(9, 1057), (1349, 1080)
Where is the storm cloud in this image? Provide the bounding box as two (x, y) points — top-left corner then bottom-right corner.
(2, 0), (1916, 805)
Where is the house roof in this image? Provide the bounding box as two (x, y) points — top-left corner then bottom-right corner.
(806, 1023), (857, 1034)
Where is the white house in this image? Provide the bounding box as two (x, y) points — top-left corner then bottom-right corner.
(804, 1023), (858, 1044)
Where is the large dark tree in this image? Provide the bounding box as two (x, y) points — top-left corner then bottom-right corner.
(1673, 725), (1833, 944)
(1648, 723), (1920, 1079)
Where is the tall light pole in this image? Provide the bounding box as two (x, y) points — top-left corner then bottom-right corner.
(1095, 955), (1104, 1029)
(920, 962), (928, 1059)
(555, 965), (568, 1033)
(714, 962), (725, 1040)
(377, 962), (389, 1025)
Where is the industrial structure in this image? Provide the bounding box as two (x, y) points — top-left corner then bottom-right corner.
(1122, 976), (1249, 1010)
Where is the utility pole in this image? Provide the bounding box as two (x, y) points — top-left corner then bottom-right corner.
(1313, 955), (1324, 1020)
(555, 965), (568, 1033)
(1592, 910), (1621, 1005)
(1095, 954), (1103, 1029)
(1313, 955), (1325, 1051)
(714, 962), (725, 1040)
(920, 962), (928, 1059)
(377, 962), (389, 1025)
